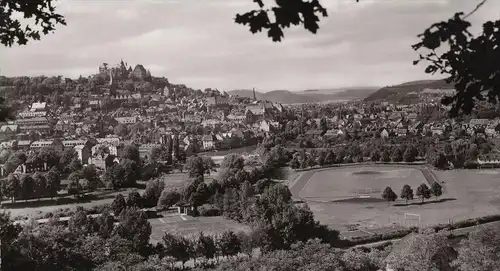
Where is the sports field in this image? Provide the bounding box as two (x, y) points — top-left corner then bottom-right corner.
(299, 166), (428, 202)
(291, 166), (500, 234)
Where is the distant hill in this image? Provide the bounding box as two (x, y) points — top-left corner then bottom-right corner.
(228, 87), (379, 104)
(364, 79), (454, 102)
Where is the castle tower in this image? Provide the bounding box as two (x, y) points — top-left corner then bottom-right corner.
(109, 69), (116, 96)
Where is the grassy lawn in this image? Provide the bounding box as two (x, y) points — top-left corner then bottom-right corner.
(1, 188), (141, 220)
(149, 215), (251, 244)
(293, 167), (500, 232)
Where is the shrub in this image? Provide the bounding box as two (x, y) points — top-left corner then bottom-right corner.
(199, 204), (221, 217)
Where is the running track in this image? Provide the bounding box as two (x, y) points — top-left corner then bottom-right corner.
(290, 165), (442, 202)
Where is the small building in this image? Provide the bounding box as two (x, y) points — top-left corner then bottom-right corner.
(202, 134), (218, 150)
(74, 144), (91, 165)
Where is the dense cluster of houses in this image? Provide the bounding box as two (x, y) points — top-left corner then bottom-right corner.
(0, 63), (290, 176)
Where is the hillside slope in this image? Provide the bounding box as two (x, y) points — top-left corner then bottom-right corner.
(228, 87), (379, 104)
(364, 79), (454, 102)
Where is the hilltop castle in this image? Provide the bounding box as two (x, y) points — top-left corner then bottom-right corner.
(98, 60), (151, 81)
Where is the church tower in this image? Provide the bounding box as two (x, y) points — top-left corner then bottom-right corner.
(253, 88), (256, 101)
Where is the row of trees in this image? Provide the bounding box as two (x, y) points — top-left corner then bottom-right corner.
(382, 182), (443, 205)
(0, 168), (61, 202)
(289, 144), (421, 169)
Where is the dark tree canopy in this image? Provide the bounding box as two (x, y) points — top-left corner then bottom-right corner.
(413, 0), (499, 117)
(0, 0), (66, 47)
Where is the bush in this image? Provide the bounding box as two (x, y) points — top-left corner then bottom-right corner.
(199, 204), (221, 217)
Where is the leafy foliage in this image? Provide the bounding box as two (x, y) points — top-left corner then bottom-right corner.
(413, 1), (500, 116)
(381, 186), (397, 204)
(431, 182), (443, 201)
(400, 184), (414, 205)
(0, 0), (66, 47)
(416, 183), (432, 203)
(235, 0), (339, 42)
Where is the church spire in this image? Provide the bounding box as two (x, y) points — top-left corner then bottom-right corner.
(253, 87), (256, 101)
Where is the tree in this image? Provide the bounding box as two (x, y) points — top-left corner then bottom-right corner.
(67, 178), (82, 199)
(221, 154), (245, 171)
(114, 124), (129, 137)
(32, 172), (47, 199)
(216, 230), (241, 259)
(67, 156), (83, 173)
(416, 183), (431, 203)
(381, 149), (391, 163)
(60, 148), (77, 172)
(1, 0), (66, 47)
(391, 148), (403, 163)
(113, 207), (152, 254)
(112, 194), (127, 215)
(82, 165), (100, 192)
(96, 209), (115, 239)
(121, 159), (139, 187)
(19, 174), (35, 201)
(413, 1), (499, 117)
(157, 190), (181, 208)
(162, 233), (193, 268)
(290, 153), (301, 169)
(453, 224), (500, 271)
(430, 152), (448, 170)
(430, 182), (443, 201)
(381, 186), (397, 205)
(142, 178), (165, 208)
(104, 164), (125, 190)
(196, 232), (217, 262)
(386, 231), (456, 271)
(202, 156), (217, 175)
(370, 149), (380, 162)
(122, 145), (140, 164)
(403, 146), (418, 163)
(126, 189), (143, 208)
(184, 155), (205, 180)
(45, 168), (60, 199)
(3, 173), (19, 202)
(400, 184), (414, 205)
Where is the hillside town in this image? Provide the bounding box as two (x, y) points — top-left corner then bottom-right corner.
(2, 61), (500, 180)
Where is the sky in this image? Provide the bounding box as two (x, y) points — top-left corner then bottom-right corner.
(0, 0), (499, 92)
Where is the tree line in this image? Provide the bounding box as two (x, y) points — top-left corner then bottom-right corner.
(382, 182), (443, 205)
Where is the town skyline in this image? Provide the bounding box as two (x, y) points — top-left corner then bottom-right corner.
(1, 0), (499, 92)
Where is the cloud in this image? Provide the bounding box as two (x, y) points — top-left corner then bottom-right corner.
(1, 0), (499, 91)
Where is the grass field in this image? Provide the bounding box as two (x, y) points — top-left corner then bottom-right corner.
(292, 166), (500, 233)
(2, 172), (204, 220)
(149, 215), (251, 244)
(300, 166), (427, 202)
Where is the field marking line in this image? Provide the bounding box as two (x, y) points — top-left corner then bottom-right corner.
(180, 215), (188, 221)
(159, 218), (166, 223)
(298, 172), (315, 200)
(359, 228), (375, 235)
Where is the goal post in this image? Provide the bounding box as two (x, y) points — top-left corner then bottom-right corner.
(356, 188), (373, 198)
(404, 213), (421, 228)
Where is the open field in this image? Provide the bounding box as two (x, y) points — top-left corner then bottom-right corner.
(149, 215), (251, 244)
(290, 166), (500, 234)
(300, 166), (428, 202)
(0, 170), (223, 220)
(1, 187), (141, 219)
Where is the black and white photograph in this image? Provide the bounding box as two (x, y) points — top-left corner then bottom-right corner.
(1, 0), (500, 270)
